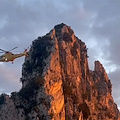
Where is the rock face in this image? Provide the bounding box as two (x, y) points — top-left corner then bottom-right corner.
(0, 23), (120, 120)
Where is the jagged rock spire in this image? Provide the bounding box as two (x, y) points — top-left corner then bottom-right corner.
(0, 23), (119, 120)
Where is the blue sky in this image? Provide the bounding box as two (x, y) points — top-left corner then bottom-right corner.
(0, 0), (120, 109)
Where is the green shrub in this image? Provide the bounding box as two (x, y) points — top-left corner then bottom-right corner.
(19, 76), (44, 100)
(23, 35), (52, 74)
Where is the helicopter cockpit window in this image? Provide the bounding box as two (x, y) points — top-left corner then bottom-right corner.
(1, 56), (5, 59)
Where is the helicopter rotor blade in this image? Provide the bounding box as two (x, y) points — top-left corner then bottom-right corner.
(0, 51), (5, 53)
(9, 47), (18, 51)
(0, 49), (7, 52)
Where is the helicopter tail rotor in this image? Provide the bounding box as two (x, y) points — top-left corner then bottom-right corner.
(23, 49), (29, 57)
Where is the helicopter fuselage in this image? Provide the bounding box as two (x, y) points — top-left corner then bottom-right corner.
(0, 50), (28, 63)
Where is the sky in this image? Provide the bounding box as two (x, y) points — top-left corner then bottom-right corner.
(0, 0), (120, 109)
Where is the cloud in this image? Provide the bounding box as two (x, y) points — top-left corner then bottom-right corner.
(0, 0), (120, 108)
(109, 68), (120, 108)
(0, 63), (21, 93)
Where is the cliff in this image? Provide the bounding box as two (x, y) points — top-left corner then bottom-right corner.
(0, 23), (120, 120)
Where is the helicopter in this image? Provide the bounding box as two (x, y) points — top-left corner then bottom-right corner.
(0, 47), (28, 63)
